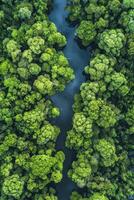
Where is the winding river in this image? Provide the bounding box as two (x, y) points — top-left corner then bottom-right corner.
(49, 1), (90, 199)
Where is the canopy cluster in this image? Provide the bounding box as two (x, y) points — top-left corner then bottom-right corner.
(0, 0), (74, 199)
(67, 0), (134, 199)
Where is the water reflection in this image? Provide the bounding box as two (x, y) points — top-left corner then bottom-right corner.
(49, 0), (90, 199)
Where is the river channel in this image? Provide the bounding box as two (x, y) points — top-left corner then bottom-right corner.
(49, 1), (90, 199)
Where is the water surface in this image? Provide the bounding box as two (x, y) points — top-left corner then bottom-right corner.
(49, 1), (90, 199)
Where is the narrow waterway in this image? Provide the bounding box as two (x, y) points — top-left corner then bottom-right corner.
(49, 1), (90, 199)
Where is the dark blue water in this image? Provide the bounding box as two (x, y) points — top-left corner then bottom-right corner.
(49, 1), (90, 199)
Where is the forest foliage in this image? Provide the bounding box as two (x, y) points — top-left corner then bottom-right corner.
(0, 0), (133, 200)
(0, 0), (74, 199)
(66, 0), (134, 200)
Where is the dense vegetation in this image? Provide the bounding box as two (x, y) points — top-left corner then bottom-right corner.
(0, 0), (134, 200)
(0, 0), (74, 199)
(66, 0), (134, 199)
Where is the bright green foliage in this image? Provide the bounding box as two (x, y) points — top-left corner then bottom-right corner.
(96, 101), (118, 128)
(0, 59), (15, 76)
(27, 36), (45, 54)
(108, 0), (121, 13)
(4, 20), (74, 94)
(17, 5), (32, 20)
(0, 0), (134, 199)
(45, 194), (58, 200)
(34, 193), (58, 200)
(85, 54), (116, 81)
(34, 75), (53, 95)
(89, 193), (109, 200)
(29, 63), (41, 75)
(95, 139), (118, 167)
(30, 155), (56, 180)
(0, 133), (17, 155)
(0, 0), (74, 199)
(33, 188), (58, 200)
(126, 106), (134, 126)
(80, 82), (101, 102)
(67, 0), (82, 22)
(6, 39), (21, 62)
(128, 34), (134, 56)
(85, 54), (129, 96)
(67, 1), (134, 200)
(98, 29), (126, 57)
(70, 192), (83, 200)
(51, 107), (60, 118)
(48, 32), (67, 47)
(73, 113), (93, 136)
(66, 129), (83, 150)
(125, 106), (134, 134)
(17, 63), (41, 80)
(68, 155), (92, 187)
(76, 20), (96, 46)
(67, 0), (125, 47)
(119, 10), (134, 33)
(20, 150), (64, 195)
(2, 174), (24, 199)
(15, 102), (46, 134)
(1, 163), (13, 177)
(85, 99), (118, 128)
(66, 108), (95, 150)
(33, 123), (60, 145)
(85, 3), (107, 19)
(88, 177), (117, 197)
(109, 72), (129, 95)
(123, 0), (134, 8)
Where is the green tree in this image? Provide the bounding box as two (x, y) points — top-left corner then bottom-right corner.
(98, 29), (126, 56)
(76, 20), (96, 46)
(2, 174), (24, 199)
